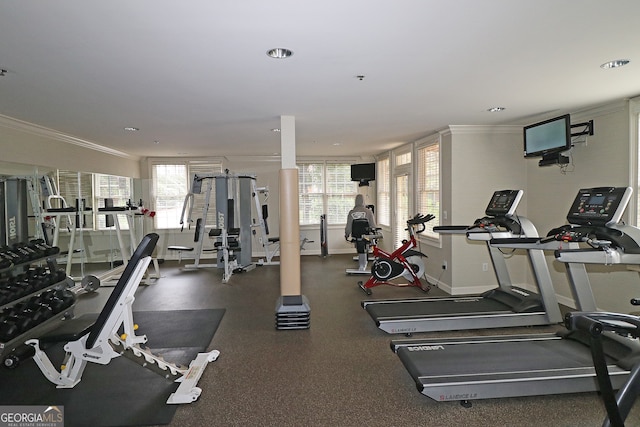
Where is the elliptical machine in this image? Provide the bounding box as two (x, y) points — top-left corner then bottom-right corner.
(358, 213), (435, 295)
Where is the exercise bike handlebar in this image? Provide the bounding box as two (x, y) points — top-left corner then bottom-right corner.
(407, 213), (436, 225)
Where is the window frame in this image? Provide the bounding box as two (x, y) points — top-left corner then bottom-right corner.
(415, 134), (441, 242)
(376, 156), (391, 227)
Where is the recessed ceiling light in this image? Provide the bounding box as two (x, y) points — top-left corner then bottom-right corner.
(124, 126), (139, 131)
(271, 128), (281, 132)
(487, 107), (506, 112)
(153, 140), (160, 144)
(333, 142), (341, 146)
(267, 48), (293, 59)
(600, 59), (630, 69)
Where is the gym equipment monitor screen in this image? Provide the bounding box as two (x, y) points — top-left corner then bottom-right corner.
(523, 114), (572, 158)
(566, 187), (632, 226)
(484, 189), (523, 217)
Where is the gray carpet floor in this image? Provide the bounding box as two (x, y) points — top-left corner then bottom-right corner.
(80, 254), (640, 426)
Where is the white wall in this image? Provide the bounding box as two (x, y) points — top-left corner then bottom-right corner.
(432, 125), (528, 294)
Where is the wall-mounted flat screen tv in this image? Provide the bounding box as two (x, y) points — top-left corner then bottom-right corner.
(351, 163), (375, 185)
(523, 114), (571, 158)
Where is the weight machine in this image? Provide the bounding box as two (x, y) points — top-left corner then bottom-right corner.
(173, 172), (255, 283)
(252, 183), (281, 266)
(251, 182), (313, 265)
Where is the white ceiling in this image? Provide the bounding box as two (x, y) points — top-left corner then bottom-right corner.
(1, 1), (640, 159)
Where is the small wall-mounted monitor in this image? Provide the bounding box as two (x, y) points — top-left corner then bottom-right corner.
(523, 114), (572, 166)
(351, 163), (376, 186)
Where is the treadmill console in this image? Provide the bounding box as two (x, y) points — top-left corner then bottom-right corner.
(484, 189), (523, 218)
(566, 187), (632, 227)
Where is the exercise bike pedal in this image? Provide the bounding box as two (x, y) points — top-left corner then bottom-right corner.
(358, 281), (372, 296)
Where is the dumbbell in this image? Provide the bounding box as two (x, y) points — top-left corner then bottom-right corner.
(12, 278), (34, 299)
(3, 344), (36, 369)
(0, 289), (15, 306)
(12, 242), (41, 261)
(1, 286), (22, 305)
(0, 257), (11, 270)
(42, 295), (66, 314)
(0, 247), (20, 264)
(0, 312), (34, 340)
(28, 239), (58, 256)
(55, 289), (75, 309)
(48, 268), (67, 285)
(0, 319), (20, 342)
(31, 304), (54, 325)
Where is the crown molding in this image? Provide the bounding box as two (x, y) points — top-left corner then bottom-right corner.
(0, 113), (140, 160)
(443, 125), (522, 136)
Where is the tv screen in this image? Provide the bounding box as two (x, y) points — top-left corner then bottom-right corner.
(523, 114), (571, 158)
(351, 163), (376, 182)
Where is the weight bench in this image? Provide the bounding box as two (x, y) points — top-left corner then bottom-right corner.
(27, 233), (220, 404)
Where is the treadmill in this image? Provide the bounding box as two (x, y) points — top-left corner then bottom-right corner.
(362, 189), (563, 334)
(391, 187), (640, 404)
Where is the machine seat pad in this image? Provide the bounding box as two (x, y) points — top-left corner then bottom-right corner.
(98, 207), (127, 211)
(167, 246), (194, 252)
(268, 237), (280, 243)
(46, 207), (76, 213)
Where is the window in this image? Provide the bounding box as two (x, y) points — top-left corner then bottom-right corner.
(94, 174), (133, 230)
(298, 163), (324, 225)
(395, 151), (411, 166)
(376, 157), (390, 226)
(47, 171), (133, 231)
(298, 162), (357, 225)
(393, 148), (413, 247)
(416, 138), (440, 238)
(54, 170), (94, 230)
(395, 174), (410, 248)
(150, 159), (223, 230)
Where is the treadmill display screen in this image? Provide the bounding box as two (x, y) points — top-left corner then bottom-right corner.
(484, 190), (523, 217)
(566, 187), (632, 226)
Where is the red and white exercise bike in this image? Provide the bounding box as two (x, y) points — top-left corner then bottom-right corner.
(358, 213), (435, 295)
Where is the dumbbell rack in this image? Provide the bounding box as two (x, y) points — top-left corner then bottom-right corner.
(0, 242), (76, 367)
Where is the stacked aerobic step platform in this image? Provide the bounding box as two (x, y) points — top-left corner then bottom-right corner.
(275, 295), (310, 330)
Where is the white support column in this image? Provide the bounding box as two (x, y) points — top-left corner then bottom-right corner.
(276, 115), (310, 329)
(279, 115), (301, 296)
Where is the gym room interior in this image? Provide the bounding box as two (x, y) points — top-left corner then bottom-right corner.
(2, 2), (640, 426)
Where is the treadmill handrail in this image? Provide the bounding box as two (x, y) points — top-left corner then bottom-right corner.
(433, 225), (469, 234)
(489, 237), (567, 251)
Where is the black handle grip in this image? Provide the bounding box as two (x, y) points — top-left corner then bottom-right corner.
(565, 313), (604, 337)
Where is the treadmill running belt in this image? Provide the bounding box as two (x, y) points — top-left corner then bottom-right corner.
(366, 298), (513, 320)
(394, 334), (630, 401)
